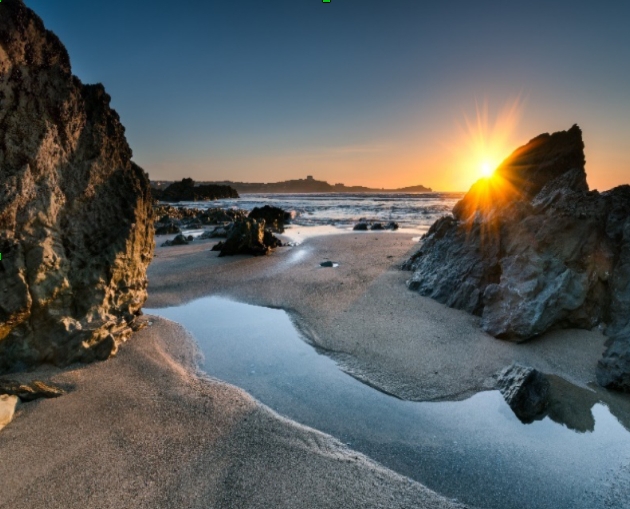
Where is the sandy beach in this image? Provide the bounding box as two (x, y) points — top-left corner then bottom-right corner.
(2, 229), (629, 508)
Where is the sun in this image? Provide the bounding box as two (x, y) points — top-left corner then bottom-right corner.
(480, 161), (494, 178)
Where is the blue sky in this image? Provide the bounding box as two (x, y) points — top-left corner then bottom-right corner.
(26, 0), (630, 191)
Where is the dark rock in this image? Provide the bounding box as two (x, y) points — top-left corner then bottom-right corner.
(320, 261), (339, 267)
(161, 234), (190, 247)
(157, 178), (238, 202)
(597, 332), (630, 392)
(0, 380), (65, 402)
(370, 223), (384, 230)
(248, 206), (291, 233)
(353, 222), (369, 231)
(385, 222), (400, 231)
(496, 364), (550, 423)
(405, 125), (630, 391)
(186, 235), (194, 241)
(213, 219), (282, 257)
(155, 224), (181, 235)
(0, 2), (154, 373)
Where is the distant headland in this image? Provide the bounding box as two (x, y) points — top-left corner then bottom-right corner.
(151, 175), (432, 194)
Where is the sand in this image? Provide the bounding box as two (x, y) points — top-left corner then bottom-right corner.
(0, 315), (466, 509)
(2, 228), (628, 508)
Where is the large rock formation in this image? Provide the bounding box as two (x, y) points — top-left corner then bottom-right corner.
(212, 219), (282, 257)
(404, 125), (630, 391)
(0, 0), (154, 372)
(152, 178), (238, 202)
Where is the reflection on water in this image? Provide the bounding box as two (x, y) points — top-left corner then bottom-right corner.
(147, 297), (630, 509)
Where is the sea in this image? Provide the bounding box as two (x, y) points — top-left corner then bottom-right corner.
(180, 192), (463, 233)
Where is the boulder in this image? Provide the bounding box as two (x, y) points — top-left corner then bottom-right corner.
(404, 125), (630, 391)
(248, 205), (291, 233)
(212, 219), (282, 257)
(353, 222), (369, 231)
(161, 234), (189, 247)
(370, 223), (384, 231)
(496, 364), (550, 423)
(0, 379), (64, 402)
(385, 222), (400, 231)
(0, 1), (154, 373)
(597, 332), (630, 391)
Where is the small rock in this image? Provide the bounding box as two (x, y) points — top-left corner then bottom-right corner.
(370, 223), (384, 230)
(0, 380), (65, 402)
(496, 363), (550, 423)
(161, 234), (190, 247)
(320, 261), (339, 268)
(154, 224), (181, 235)
(0, 395), (19, 431)
(353, 222), (369, 231)
(385, 221), (399, 230)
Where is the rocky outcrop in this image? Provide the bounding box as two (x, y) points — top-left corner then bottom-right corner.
(153, 178), (238, 202)
(0, 1), (154, 372)
(496, 364), (550, 423)
(212, 219), (282, 257)
(248, 205), (290, 233)
(404, 125), (630, 391)
(597, 334), (630, 392)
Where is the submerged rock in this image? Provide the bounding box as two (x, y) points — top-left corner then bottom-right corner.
(212, 219), (282, 257)
(404, 125), (630, 391)
(496, 364), (550, 423)
(0, 1), (154, 373)
(0, 380), (65, 402)
(248, 205), (291, 233)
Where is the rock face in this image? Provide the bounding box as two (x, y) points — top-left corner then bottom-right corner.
(496, 364), (550, 423)
(0, 1), (154, 373)
(212, 219), (282, 257)
(404, 125), (630, 391)
(153, 178), (238, 202)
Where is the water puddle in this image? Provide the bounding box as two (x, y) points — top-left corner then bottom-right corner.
(146, 297), (630, 509)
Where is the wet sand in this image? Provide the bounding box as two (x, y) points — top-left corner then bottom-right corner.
(0, 316), (466, 509)
(3, 229), (629, 509)
(147, 231), (614, 402)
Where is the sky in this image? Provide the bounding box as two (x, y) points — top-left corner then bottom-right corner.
(26, 0), (630, 192)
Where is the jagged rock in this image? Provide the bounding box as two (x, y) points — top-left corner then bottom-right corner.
(496, 364), (550, 423)
(161, 234), (189, 247)
(0, 1), (154, 373)
(0, 395), (18, 431)
(155, 224), (181, 235)
(212, 219), (282, 257)
(248, 205), (290, 233)
(155, 178), (238, 202)
(0, 379), (64, 402)
(597, 332), (630, 392)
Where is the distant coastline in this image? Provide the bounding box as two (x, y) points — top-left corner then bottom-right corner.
(150, 176), (432, 194)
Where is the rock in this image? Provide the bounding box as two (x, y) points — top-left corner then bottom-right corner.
(212, 219), (282, 257)
(155, 224), (181, 235)
(248, 205), (291, 233)
(597, 332), (630, 392)
(0, 1), (154, 373)
(156, 178), (238, 202)
(404, 125), (630, 391)
(161, 234), (190, 247)
(370, 223), (384, 231)
(0, 395), (18, 431)
(353, 222), (369, 231)
(496, 364), (550, 423)
(0, 380), (64, 402)
(320, 261), (339, 267)
(385, 222), (400, 230)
